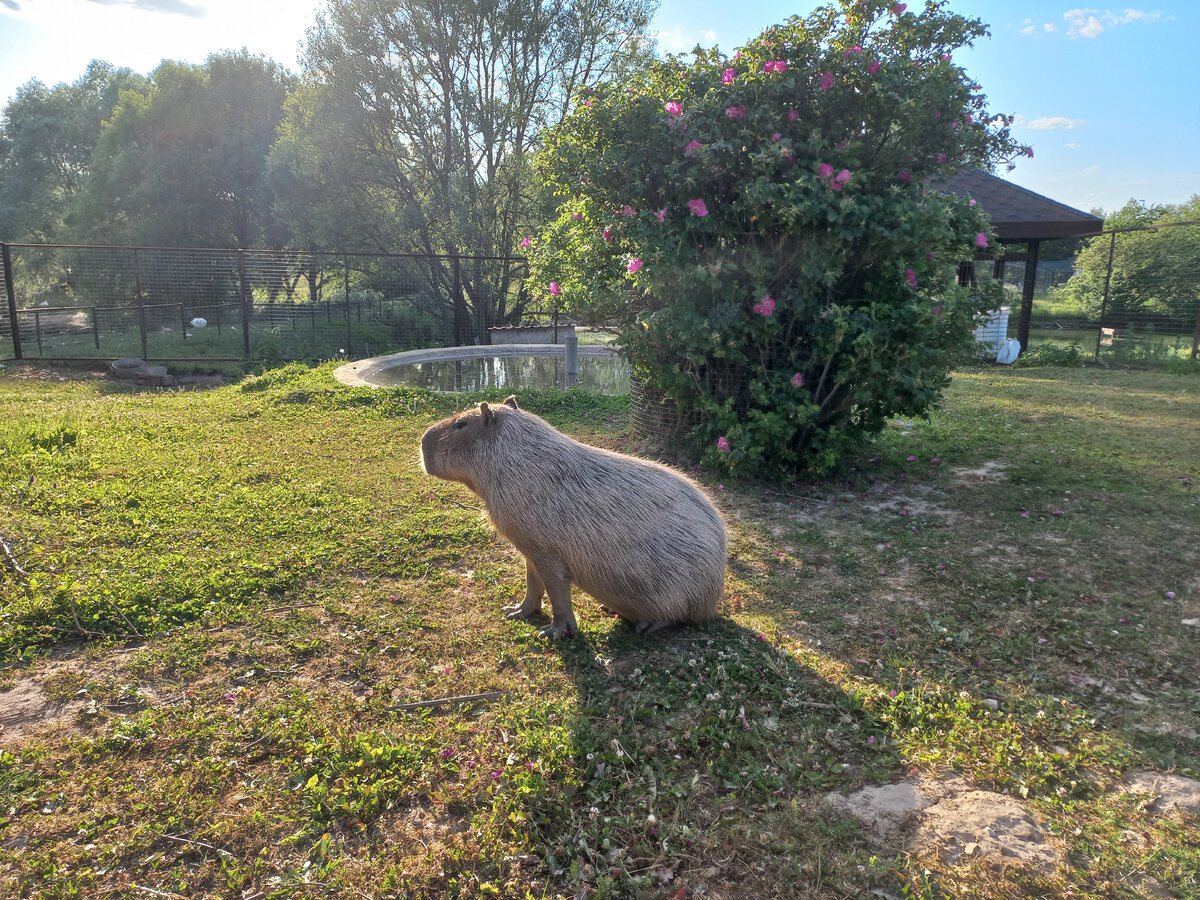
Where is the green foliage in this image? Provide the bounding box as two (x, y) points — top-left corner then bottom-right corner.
(530, 0), (1022, 478)
(65, 52), (294, 250)
(1052, 196), (1200, 325)
(0, 62), (148, 243)
(1011, 342), (1085, 368)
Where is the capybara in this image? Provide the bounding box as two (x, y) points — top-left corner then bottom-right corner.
(420, 396), (727, 639)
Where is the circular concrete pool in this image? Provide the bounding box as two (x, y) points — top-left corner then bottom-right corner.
(333, 344), (629, 394)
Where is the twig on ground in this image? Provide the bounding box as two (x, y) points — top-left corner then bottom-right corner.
(389, 690), (511, 712)
(0, 535), (27, 576)
(160, 832), (234, 859)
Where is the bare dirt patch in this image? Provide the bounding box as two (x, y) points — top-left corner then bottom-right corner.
(0, 661), (87, 746)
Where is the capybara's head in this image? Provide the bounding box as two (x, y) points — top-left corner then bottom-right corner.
(420, 395), (520, 492)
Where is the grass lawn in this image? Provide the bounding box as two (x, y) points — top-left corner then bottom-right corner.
(0, 362), (1197, 899)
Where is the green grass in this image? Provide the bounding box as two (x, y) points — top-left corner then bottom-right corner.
(0, 363), (1197, 899)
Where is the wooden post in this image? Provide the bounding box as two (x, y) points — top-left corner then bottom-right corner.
(133, 248), (148, 360)
(237, 250), (252, 358)
(1017, 239), (1040, 353)
(1, 243), (21, 360)
(1094, 231), (1116, 359)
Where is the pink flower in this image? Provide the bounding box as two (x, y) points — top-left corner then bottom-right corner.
(722, 68), (736, 84)
(725, 104), (747, 119)
(817, 162), (834, 179)
(519, 238), (531, 248)
(627, 258), (643, 274)
(654, 207), (667, 223)
(791, 372), (804, 387)
(717, 436), (731, 453)
(687, 198), (708, 217)
(770, 132), (782, 143)
(969, 198), (977, 206)
(664, 101), (683, 116)
(752, 295), (776, 316)
(1166, 591), (1177, 599)
(975, 232), (989, 248)
(905, 269), (918, 290)
(788, 109), (799, 121)
(622, 205), (636, 217)
(899, 169), (912, 185)
(602, 227), (612, 242)
(764, 60), (787, 74)
(891, 2), (907, 14)
(819, 71), (834, 91)
(844, 46), (862, 57)
(684, 140), (703, 156)
(549, 282), (560, 296)
(571, 212), (582, 220)
(927, 250), (936, 260)
(936, 152), (948, 164)
(868, 60), (881, 74)
(1024, 146), (1035, 158)
(835, 169), (851, 185)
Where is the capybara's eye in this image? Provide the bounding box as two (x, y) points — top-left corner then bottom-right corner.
(453, 418), (470, 430)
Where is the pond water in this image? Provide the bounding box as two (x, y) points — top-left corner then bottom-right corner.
(368, 353), (631, 394)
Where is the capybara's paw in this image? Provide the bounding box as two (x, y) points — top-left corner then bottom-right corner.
(539, 621), (576, 640)
(502, 603), (538, 620)
(634, 620), (674, 635)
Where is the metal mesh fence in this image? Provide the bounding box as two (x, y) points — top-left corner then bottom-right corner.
(0, 243), (528, 364)
(1003, 221), (1200, 364)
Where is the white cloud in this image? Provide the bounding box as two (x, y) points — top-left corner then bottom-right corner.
(1044, 22), (1058, 32)
(1066, 142), (1080, 149)
(1064, 8), (1163, 38)
(654, 26), (718, 54)
(1020, 20), (1036, 35)
(1014, 115), (1085, 130)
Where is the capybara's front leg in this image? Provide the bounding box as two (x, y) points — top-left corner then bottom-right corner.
(529, 557), (577, 640)
(502, 557), (545, 620)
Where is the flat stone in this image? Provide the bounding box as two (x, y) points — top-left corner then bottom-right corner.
(914, 790), (1059, 872)
(1124, 771), (1200, 814)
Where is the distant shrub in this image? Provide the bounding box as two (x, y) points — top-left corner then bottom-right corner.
(1012, 343), (1084, 368)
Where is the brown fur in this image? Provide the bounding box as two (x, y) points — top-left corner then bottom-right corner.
(420, 396), (727, 638)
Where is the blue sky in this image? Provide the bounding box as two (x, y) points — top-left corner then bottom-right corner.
(1, 0), (1197, 215)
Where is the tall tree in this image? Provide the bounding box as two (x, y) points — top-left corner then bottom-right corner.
(0, 61), (147, 242)
(68, 52), (295, 250)
(1055, 196), (1200, 326)
(280, 0), (657, 341)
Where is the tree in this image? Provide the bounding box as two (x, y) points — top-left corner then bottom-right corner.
(530, 0), (1022, 478)
(280, 0), (657, 342)
(67, 52), (295, 250)
(1054, 196), (1200, 326)
(0, 61), (148, 243)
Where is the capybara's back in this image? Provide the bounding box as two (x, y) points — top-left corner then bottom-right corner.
(420, 397), (726, 638)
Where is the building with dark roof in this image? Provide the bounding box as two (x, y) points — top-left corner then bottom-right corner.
(936, 169), (1103, 350)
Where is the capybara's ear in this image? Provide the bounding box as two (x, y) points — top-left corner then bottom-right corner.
(480, 402), (493, 424)
(504, 395), (519, 410)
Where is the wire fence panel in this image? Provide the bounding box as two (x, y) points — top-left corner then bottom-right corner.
(1007, 221), (1200, 364)
(0, 243), (527, 364)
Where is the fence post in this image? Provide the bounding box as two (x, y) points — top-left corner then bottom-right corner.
(237, 250), (252, 358)
(133, 248), (148, 359)
(1191, 300), (1200, 361)
(1, 243), (22, 360)
(1094, 231), (1116, 359)
(343, 254), (352, 356)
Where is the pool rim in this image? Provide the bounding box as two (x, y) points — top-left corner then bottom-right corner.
(332, 343), (623, 389)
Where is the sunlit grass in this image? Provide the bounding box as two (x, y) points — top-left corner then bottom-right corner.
(0, 363), (1196, 899)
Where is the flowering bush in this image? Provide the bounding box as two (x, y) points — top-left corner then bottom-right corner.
(529, 0), (1024, 477)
